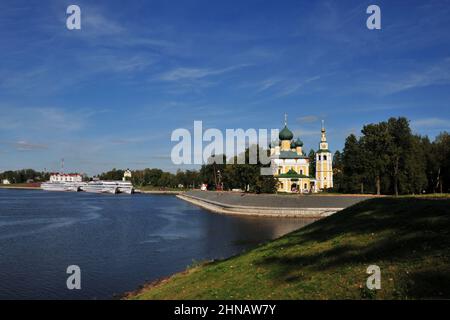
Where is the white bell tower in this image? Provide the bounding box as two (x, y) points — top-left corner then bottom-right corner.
(316, 121), (333, 190)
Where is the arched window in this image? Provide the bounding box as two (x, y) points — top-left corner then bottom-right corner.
(318, 155), (321, 161)
(324, 155), (327, 161)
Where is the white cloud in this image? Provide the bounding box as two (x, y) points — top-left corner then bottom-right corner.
(13, 141), (48, 151)
(383, 58), (450, 94)
(0, 106), (107, 133)
(293, 129), (320, 137)
(0, 140), (48, 151)
(159, 65), (248, 81)
(278, 76), (321, 96)
(297, 115), (320, 123)
(83, 10), (125, 36)
(255, 78), (282, 92)
(411, 118), (450, 130)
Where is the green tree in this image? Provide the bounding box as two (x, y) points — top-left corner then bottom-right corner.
(332, 150), (344, 192)
(342, 134), (366, 193)
(386, 117), (413, 196)
(360, 122), (390, 195)
(403, 135), (427, 194)
(308, 149), (316, 177)
(434, 132), (450, 193)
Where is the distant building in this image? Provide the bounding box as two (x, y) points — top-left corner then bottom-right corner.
(123, 169), (132, 181)
(270, 116), (333, 193)
(2, 179), (11, 185)
(49, 173), (82, 183)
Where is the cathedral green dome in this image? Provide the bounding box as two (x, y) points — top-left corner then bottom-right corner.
(295, 137), (303, 147)
(290, 140), (296, 148)
(279, 125), (294, 140)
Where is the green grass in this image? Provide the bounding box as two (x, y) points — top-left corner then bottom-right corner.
(127, 197), (450, 300)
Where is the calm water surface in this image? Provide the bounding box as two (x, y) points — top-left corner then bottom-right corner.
(0, 189), (315, 299)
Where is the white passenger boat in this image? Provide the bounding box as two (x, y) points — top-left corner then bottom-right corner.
(41, 182), (70, 192)
(65, 182), (86, 192)
(116, 181), (134, 194)
(41, 182), (86, 192)
(41, 179), (133, 195)
(81, 181), (119, 194)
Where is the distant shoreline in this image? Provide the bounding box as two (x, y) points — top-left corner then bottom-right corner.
(0, 185), (40, 190)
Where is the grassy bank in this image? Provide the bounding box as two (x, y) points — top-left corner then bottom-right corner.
(127, 196), (450, 299)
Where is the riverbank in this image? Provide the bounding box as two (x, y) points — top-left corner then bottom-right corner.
(140, 190), (183, 195)
(177, 190), (375, 218)
(0, 183), (40, 190)
(126, 196), (450, 299)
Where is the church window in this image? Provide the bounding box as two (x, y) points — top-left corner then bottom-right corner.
(318, 155), (321, 161)
(324, 155), (327, 161)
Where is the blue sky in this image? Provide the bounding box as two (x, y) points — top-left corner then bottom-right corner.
(1, 0), (450, 175)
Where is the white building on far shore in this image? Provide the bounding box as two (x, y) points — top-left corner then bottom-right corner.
(123, 169), (132, 181)
(49, 173), (83, 183)
(1, 179), (11, 184)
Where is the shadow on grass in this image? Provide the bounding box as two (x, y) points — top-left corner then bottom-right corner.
(404, 268), (450, 299)
(254, 197), (450, 298)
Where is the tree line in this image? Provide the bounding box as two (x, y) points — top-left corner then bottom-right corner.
(0, 169), (50, 184)
(198, 146), (278, 193)
(98, 168), (203, 189)
(98, 146), (278, 193)
(331, 117), (450, 195)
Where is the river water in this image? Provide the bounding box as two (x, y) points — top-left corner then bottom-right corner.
(0, 189), (314, 299)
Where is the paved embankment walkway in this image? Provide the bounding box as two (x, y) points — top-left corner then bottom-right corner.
(178, 191), (375, 218)
(140, 190), (182, 195)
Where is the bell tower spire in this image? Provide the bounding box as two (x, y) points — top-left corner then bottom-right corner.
(321, 120), (326, 139)
(320, 120), (328, 148)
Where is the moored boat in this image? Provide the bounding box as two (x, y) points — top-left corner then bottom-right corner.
(81, 181), (119, 194)
(41, 182), (69, 192)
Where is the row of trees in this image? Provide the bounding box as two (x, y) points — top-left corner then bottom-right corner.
(0, 169), (50, 184)
(199, 147), (278, 193)
(331, 117), (450, 195)
(98, 168), (203, 189)
(98, 147), (278, 193)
